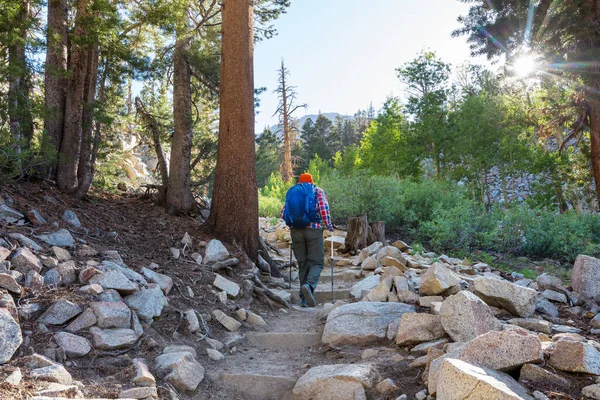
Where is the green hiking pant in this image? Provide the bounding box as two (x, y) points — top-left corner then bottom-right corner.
(291, 228), (324, 301)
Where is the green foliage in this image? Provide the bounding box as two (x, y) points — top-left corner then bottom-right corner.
(256, 128), (281, 187)
(259, 172), (293, 201)
(258, 193), (284, 218)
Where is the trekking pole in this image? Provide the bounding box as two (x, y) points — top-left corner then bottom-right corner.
(289, 242), (293, 290)
(331, 238), (334, 304)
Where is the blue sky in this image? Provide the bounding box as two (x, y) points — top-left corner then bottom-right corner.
(254, 0), (480, 130)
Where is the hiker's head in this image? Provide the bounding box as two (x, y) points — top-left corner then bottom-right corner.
(298, 173), (314, 184)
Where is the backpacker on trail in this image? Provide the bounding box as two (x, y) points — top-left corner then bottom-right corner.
(281, 173), (333, 307)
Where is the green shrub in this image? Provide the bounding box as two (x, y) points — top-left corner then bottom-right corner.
(258, 194), (283, 218)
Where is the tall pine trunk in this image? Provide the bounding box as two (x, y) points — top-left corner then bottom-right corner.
(279, 62), (293, 182)
(75, 44), (99, 199)
(589, 104), (600, 211)
(166, 30), (195, 214)
(206, 0), (259, 259)
(8, 0), (34, 165)
(57, 0), (90, 191)
(44, 0), (68, 163)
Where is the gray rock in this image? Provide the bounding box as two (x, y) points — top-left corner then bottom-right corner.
(395, 313), (445, 346)
(552, 324), (582, 334)
(90, 301), (131, 328)
(549, 340), (600, 374)
(437, 358), (533, 400)
(183, 310), (200, 333)
(61, 210), (81, 227)
(582, 384), (600, 399)
(90, 269), (137, 294)
(53, 332), (91, 358)
(507, 318), (552, 335)
(30, 363), (72, 385)
(65, 308), (97, 333)
(212, 309), (241, 332)
(542, 289), (567, 303)
(141, 267), (173, 295)
(26, 209), (47, 226)
(44, 268), (61, 286)
(572, 255), (600, 300)
(119, 386), (158, 399)
(322, 302), (415, 346)
(203, 240), (229, 264)
(213, 273), (240, 297)
(0, 273), (22, 294)
(350, 275), (381, 299)
(474, 277), (537, 317)
(0, 308), (22, 364)
(18, 303), (43, 321)
(37, 300), (82, 326)
(8, 233), (43, 251)
(51, 246), (71, 262)
(361, 275), (393, 302)
(440, 291), (501, 342)
(124, 284), (166, 321)
(25, 271), (44, 291)
(0, 204), (24, 223)
(519, 363), (570, 388)
(99, 261), (147, 285)
(35, 229), (75, 247)
(0, 247), (11, 263)
(206, 348), (225, 361)
(11, 247), (43, 273)
(132, 358), (156, 386)
(293, 364), (377, 400)
(4, 367), (22, 385)
(419, 263), (460, 296)
(428, 330), (543, 395)
(89, 327), (138, 350)
(361, 256), (379, 271)
(98, 289), (122, 302)
(56, 261), (77, 285)
(536, 273), (565, 292)
(536, 298), (559, 318)
(154, 351), (205, 391)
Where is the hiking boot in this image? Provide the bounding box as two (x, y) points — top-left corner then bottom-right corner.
(300, 300), (308, 308)
(301, 284), (316, 307)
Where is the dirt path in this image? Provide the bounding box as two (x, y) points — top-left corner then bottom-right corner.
(198, 261), (426, 400)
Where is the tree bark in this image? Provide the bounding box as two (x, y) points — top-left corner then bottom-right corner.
(368, 221), (386, 245)
(57, 0), (90, 192)
(75, 44), (100, 199)
(279, 61), (293, 182)
(135, 97), (169, 188)
(344, 215), (369, 254)
(205, 0), (260, 260)
(589, 104), (600, 211)
(8, 0), (34, 162)
(44, 0), (68, 162)
(166, 31), (195, 214)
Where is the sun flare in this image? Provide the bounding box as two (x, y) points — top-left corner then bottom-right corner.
(513, 54), (536, 77)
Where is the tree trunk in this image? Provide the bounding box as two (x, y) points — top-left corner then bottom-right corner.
(344, 215), (369, 254)
(57, 0), (90, 192)
(135, 97), (169, 189)
(589, 104), (600, 211)
(8, 0), (34, 164)
(44, 0), (68, 163)
(166, 31), (195, 214)
(75, 44), (100, 199)
(205, 0), (260, 260)
(368, 221), (386, 245)
(279, 61), (293, 182)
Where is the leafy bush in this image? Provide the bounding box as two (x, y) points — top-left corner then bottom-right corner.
(258, 194), (283, 218)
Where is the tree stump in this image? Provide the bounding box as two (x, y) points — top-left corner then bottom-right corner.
(367, 221), (386, 245)
(344, 215), (369, 254)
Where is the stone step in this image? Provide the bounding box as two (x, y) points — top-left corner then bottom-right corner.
(220, 372), (296, 400)
(318, 269), (361, 283)
(246, 332), (322, 349)
(289, 288), (350, 305)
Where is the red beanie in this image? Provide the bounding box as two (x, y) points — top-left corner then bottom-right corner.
(298, 173), (314, 184)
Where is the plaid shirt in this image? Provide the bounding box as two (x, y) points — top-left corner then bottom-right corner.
(281, 185), (334, 231)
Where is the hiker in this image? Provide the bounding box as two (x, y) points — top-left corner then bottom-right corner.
(281, 173), (334, 307)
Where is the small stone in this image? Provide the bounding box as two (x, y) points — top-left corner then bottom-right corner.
(518, 363), (570, 388)
(124, 284), (166, 321)
(549, 340), (600, 374)
(213, 273), (240, 297)
(132, 358), (156, 387)
(0, 273), (22, 294)
(0, 309), (22, 364)
(27, 209), (47, 225)
(376, 378), (398, 395)
(18, 303), (42, 321)
(212, 310), (241, 331)
(542, 289), (568, 303)
(11, 247), (43, 273)
(8, 233), (42, 251)
(205, 337), (224, 350)
(119, 386), (158, 399)
(184, 310), (200, 333)
(141, 267), (173, 295)
(4, 368), (22, 385)
(90, 269), (137, 294)
(203, 239), (229, 264)
(474, 277), (538, 318)
(25, 270), (44, 291)
(154, 351), (205, 391)
(293, 364), (377, 400)
(536, 298), (559, 318)
(508, 318), (552, 335)
(361, 348), (379, 360)
(217, 291), (227, 303)
(246, 311), (267, 326)
(51, 246), (71, 262)
(181, 232), (193, 247)
(207, 348), (225, 361)
(395, 313), (445, 346)
(57, 261), (77, 285)
(191, 253), (203, 265)
(62, 210), (81, 227)
(235, 309), (247, 321)
(90, 301), (131, 328)
(440, 290), (501, 342)
(79, 266), (102, 283)
(30, 363), (73, 385)
(53, 332), (91, 358)
(415, 389), (428, 400)
(37, 300), (83, 326)
(419, 296), (444, 308)
(582, 384), (600, 399)
(79, 284), (104, 295)
(35, 229), (75, 247)
(419, 263), (460, 296)
(90, 327), (138, 350)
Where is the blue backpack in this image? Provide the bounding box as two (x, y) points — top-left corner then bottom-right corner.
(283, 183), (319, 228)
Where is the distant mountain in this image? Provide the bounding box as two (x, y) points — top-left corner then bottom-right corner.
(268, 112), (352, 134)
